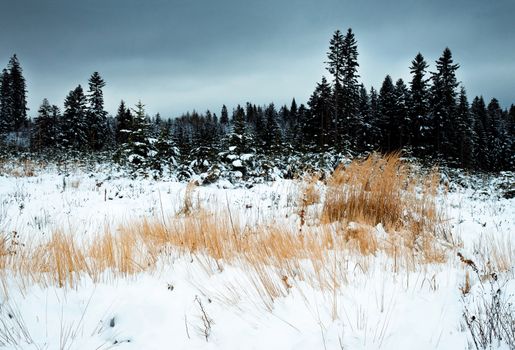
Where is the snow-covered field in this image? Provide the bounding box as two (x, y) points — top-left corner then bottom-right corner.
(0, 161), (513, 349)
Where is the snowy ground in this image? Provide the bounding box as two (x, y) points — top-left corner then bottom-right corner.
(0, 163), (513, 349)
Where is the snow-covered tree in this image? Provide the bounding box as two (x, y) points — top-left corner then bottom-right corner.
(87, 72), (108, 150)
(61, 85), (88, 151)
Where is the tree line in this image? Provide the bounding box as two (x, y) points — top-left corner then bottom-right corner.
(0, 29), (514, 177)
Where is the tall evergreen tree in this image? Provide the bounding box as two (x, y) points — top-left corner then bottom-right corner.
(61, 85), (88, 150)
(340, 28), (360, 148)
(0, 69), (11, 134)
(115, 100), (132, 145)
(378, 75), (396, 152)
(227, 105), (252, 154)
(409, 53), (430, 154)
(471, 96), (489, 170)
(263, 103), (282, 154)
(365, 86), (381, 150)
(486, 98), (504, 170)
(123, 101), (153, 169)
(7, 55), (28, 131)
(393, 78), (411, 150)
(87, 72), (108, 150)
(455, 87), (475, 168)
(326, 29), (345, 140)
(430, 48), (460, 159)
(31, 98), (58, 151)
(220, 105), (229, 125)
(307, 77), (333, 150)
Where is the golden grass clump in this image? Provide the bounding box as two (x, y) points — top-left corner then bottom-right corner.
(322, 152), (446, 251)
(323, 153), (436, 229)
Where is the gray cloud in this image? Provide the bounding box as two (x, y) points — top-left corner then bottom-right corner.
(0, 0), (513, 117)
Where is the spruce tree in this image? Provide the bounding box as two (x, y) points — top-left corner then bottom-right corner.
(366, 86), (381, 150)
(87, 72), (108, 150)
(326, 29), (345, 140)
(0, 69), (11, 134)
(32, 98), (57, 151)
(283, 98), (300, 149)
(430, 48), (460, 160)
(7, 55), (28, 131)
(228, 105), (252, 154)
(124, 101), (153, 169)
(378, 75), (396, 152)
(341, 28), (360, 148)
(223, 105), (254, 178)
(220, 105), (229, 127)
(455, 87), (475, 168)
(486, 98), (504, 170)
(393, 78), (411, 150)
(471, 96), (489, 170)
(307, 77), (333, 150)
(263, 103), (282, 154)
(409, 53), (430, 155)
(153, 122), (179, 174)
(115, 100), (132, 145)
(62, 85), (88, 151)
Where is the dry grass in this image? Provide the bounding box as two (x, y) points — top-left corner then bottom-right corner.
(322, 152), (448, 263)
(0, 154), (452, 306)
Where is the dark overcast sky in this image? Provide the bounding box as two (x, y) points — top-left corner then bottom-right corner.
(1, 0), (514, 117)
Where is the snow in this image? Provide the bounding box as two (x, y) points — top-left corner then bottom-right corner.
(0, 164), (513, 349)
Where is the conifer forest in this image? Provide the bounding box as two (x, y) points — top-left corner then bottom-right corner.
(1, 29), (513, 179)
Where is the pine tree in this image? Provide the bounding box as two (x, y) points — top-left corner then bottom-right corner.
(283, 98), (299, 149)
(263, 103), (282, 154)
(430, 48), (460, 160)
(189, 112), (219, 173)
(326, 29), (345, 140)
(220, 104), (229, 128)
(152, 123), (179, 174)
(115, 100), (132, 145)
(307, 77), (333, 150)
(325, 28), (360, 150)
(393, 78), (411, 150)
(124, 101), (154, 169)
(62, 85), (88, 151)
(341, 28), (360, 148)
(409, 53), (430, 155)
(87, 72), (108, 150)
(32, 98), (58, 151)
(228, 105), (252, 154)
(365, 86), (381, 150)
(223, 105), (254, 178)
(0, 69), (11, 134)
(7, 55), (28, 131)
(471, 96), (489, 170)
(455, 87), (475, 168)
(486, 98), (504, 170)
(378, 75), (396, 152)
